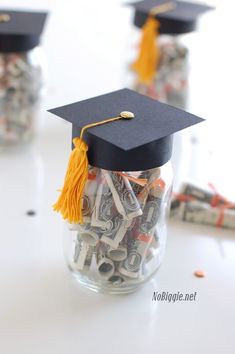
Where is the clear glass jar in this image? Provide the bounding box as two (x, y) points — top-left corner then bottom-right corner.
(132, 35), (189, 110)
(0, 47), (45, 148)
(155, 36), (188, 109)
(63, 162), (173, 294)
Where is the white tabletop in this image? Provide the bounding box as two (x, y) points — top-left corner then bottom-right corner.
(0, 124), (234, 354)
(1, 1), (235, 353)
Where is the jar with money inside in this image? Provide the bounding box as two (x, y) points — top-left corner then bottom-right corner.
(49, 88), (204, 294)
(128, 0), (212, 110)
(0, 10), (47, 148)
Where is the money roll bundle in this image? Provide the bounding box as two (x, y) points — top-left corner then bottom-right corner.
(48, 88), (204, 294)
(129, 0), (213, 109)
(171, 182), (235, 230)
(0, 10), (47, 148)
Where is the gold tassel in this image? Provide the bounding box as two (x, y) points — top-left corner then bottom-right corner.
(131, 16), (160, 85)
(53, 137), (88, 224)
(53, 111), (134, 224)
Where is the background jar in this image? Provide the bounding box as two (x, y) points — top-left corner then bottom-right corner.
(63, 162), (173, 294)
(0, 10), (47, 149)
(152, 34), (189, 109)
(129, 29), (190, 111)
(127, 2), (213, 111)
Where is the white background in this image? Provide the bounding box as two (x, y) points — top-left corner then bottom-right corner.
(0, 1), (235, 354)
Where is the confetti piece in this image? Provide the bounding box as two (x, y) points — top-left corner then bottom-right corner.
(194, 270), (205, 278)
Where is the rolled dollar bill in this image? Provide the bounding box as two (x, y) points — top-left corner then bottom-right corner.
(180, 182), (235, 209)
(147, 169), (163, 198)
(108, 272), (126, 285)
(96, 243), (115, 279)
(107, 244), (127, 262)
(130, 170), (152, 197)
(73, 238), (93, 271)
(118, 192), (162, 278)
(139, 195), (162, 234)
(103, 170), (142, 220)
(118, 232), (152, 279)
(137, 169), (164, 208)
(181, 182), (213, 204)
(101, 216), (132, 249)
(82, 167), (100, 223)
(177, 200), (235, 230)
(91, 180), (115, 229)
(78, 223), (101, 246)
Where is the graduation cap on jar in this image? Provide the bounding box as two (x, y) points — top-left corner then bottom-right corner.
(129, 0), (213, 84)
(48, 88), (204, 224)
(0, 9), (48, 52)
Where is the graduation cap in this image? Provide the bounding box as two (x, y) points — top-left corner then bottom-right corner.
(0, 9), (48, 52)
(131, 0), (213, 33)
(130, 1), (213, 84)
(48, 88), (204, 223)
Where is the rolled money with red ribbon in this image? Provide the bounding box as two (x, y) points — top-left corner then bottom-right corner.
(171, 182), (235, 229)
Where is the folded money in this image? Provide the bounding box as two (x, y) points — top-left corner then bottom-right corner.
(138, 194), (163, 235)
(96, 243), (115, 279)
(69, 166), (169, 284)
(137, 169), (164, 203)
(119, 231), (153, 279)
(91, 178), (116, 229)
(78, 224), (101, 246)
(108, 272), (125, 285)
(73, 167), (167, 282)
(156, 39), (188, 110)
(69, 169), (164, 285)
(176, 200), (235, 230)
(0, 52), (43, 146)
(100, 216), (132, 250)
(180, 182), (235, 209)
(103, 170), (143, 220)
(81, 167), (100, 223)
(73, 238), (93, 272)
(133, 39), (188, 110)
(130, 170), (152, 197)
(107, 244), (127, 262)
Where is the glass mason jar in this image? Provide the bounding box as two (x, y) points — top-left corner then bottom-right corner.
(131, 35), (189, 110)
(0, 47), (45, 147)
(0, 10), (47, 149)
(154, 35), (188, 109)
(63, 162), (173, 294)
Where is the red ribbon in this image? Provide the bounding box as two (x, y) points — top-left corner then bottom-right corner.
(173, 183), (235, 228)
(172, 192), (194, 203)
(88, 171), (148, 187)
(208, 183), (235, 227)
(88, 172), (96, 181)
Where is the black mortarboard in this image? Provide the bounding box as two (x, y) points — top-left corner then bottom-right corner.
(48, 88), (204, 171)
(132, 0), (213, 34)
(0, 9), (48, 52)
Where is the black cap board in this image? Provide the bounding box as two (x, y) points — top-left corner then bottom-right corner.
(0, 10), (48, 52)
(48, 88), (204, 171)
(132, 0), (213, 34)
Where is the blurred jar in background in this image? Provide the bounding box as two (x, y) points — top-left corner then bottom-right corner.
(128, 0), (213, 110)
(0, 10), (47, 149)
